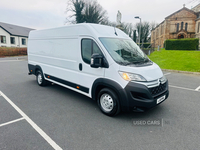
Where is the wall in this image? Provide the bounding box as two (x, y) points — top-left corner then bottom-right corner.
(166, 9), (196, 39)
(151, 8), (197, 48)
(151, 21), (165, 48)
(195, 18), (200, 46)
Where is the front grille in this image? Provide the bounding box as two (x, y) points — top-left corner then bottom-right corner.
(149, 82), (167, 97)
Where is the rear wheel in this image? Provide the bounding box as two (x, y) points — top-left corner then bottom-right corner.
(36, 70), (47, 86)
(97, 88), (120, 116)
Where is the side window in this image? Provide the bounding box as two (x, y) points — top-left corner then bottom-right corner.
(81, 39), (92, 64)
(81, 39), (102, 64)
(93, 42), (102, 55)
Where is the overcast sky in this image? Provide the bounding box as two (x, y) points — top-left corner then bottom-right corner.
(0, 0), (200, 29)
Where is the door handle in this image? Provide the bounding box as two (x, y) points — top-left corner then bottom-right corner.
(79, 63), (82, 71)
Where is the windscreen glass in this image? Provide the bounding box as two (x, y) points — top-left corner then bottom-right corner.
(99, 38), (151, 65)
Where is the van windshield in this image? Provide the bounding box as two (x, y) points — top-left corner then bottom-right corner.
(99, 38), (151, 66)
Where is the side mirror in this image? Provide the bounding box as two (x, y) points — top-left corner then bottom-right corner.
(90, 53), (103, 68)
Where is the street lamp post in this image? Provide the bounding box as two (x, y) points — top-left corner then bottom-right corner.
(135, 16), (141, 46)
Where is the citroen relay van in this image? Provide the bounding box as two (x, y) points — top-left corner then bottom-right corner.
(28, 23), (169, 116)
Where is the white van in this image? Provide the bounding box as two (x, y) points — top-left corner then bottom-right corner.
(28, 23), (169, 116)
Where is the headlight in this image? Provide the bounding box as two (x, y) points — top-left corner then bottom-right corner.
(119, 71), (146, 82)
(160, 75), (167, 84)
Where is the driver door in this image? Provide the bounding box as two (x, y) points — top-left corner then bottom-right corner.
(77, 37), (105, 97)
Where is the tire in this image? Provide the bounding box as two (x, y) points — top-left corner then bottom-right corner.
(97, 88), (120, 116)
(36, 70), (47, 86)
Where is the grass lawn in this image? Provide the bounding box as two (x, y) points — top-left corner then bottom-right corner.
(148, 49), (200, 72)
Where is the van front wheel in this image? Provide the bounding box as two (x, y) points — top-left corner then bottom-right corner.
(36, 70), (47, 86)
(97, 88), (120, 116)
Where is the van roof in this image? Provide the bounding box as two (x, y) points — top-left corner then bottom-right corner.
(29, 23), (129, 39)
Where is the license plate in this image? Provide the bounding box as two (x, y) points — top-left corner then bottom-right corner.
(157, 95), (166, 104)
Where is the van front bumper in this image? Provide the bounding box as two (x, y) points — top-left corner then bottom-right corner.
(122, 80), (169, 112)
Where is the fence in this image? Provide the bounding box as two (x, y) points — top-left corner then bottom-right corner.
(140, 43), (155, 55)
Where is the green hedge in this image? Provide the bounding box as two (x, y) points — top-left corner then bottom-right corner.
(164, 38), (199, 50)
(0, 47), (27, 57)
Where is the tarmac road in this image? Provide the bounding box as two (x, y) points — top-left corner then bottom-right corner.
(0, 56), (200, 150)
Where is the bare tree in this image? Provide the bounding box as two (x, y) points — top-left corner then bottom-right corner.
(66, 0), (85, 24)
(66, 0), (108, 24)
(122, 22), (134, 38)
(150, 21), (158, 30)
(83, 0), (108, 24)
(135, 21), (151, 43)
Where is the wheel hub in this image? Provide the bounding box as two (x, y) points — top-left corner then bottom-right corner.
(37, 74), (42, 84)
(100, 93), (114, 112)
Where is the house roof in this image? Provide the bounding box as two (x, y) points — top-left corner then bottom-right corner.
(191, 3), (200, 12)
(165, 7), (196, 19)
(0, 22), (35, 37)
(151, 20), (165, 31)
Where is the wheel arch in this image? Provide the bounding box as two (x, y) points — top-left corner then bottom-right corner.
(29, 64), (43, 76)
(91, 78), (129, 111)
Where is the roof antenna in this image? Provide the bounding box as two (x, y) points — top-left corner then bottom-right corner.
(114, 26), (118, 36)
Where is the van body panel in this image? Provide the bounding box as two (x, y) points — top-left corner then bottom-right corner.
(104, 63), (128, 89)
(28, 37), (79, 87)
(77, 36), (106, 97)
(28, 23), (169, 114)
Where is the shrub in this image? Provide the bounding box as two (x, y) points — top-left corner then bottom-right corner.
(0, 47), (27, 57)
(164, 38), (199, 50)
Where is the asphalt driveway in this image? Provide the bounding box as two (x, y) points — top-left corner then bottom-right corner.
(0, 56), (200, 150)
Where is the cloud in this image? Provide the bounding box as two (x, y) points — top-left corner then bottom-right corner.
(0, 0), (67, 29)
(0, 0), (199, 29)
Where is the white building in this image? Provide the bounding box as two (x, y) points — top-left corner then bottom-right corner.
(0, 22), (34, 47)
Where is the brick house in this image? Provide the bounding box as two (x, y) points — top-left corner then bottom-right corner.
(151, 4), (200, 48)
(193, 4), (200, 43)
(0, 22), (34, 47)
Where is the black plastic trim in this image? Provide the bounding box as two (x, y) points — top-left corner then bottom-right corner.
(124, 80), (169, 110)
(91, 78), (169, 112)
(44, 74), (89, 94)
(28, 64), (34, 75)
(91, 78), (129, 111)
(28, 64), (43, 75)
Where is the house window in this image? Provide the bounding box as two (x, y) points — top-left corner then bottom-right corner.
(198, 22), (200, 33)
(0, 36), (6, 43)
(161, 25), (164, 35)
(176, 23), (179, 32)
(160, 27), (161, 36)
(157, 29), (159, 38)
(181, 22), (184, 30)
(10, 37), (15, 44)
(22, 38), (26, 45)
(185, 23), (188, 31)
